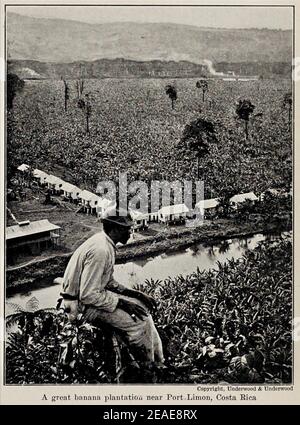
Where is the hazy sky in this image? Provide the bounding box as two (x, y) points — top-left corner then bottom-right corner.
(8, 5), (293, 30)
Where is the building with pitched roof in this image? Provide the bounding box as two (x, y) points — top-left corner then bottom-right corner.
(6, 219), (61, 264)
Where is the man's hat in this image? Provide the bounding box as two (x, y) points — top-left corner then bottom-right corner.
(102, 206), (133, 227)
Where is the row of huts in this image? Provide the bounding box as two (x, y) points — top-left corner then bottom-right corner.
(17, 164), (289, 228)
(18, 165), (114, 218)
(155, 192), (259, 224)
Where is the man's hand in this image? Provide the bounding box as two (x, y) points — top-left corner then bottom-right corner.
(135, 292), (157, 313)
(118, 298), (148, 322)
(121, 288), (157, 313)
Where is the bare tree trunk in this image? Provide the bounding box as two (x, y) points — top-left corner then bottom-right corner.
(86, 112), (89, 134)
(245, 120), (248, 140)
(202, 91), (205, 102)
(63, 80), (69, 112)
(76, 81), (79, 99)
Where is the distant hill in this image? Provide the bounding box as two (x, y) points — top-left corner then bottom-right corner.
(7, 12), (292, 64)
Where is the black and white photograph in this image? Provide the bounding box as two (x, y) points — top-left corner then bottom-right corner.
(2, 1), (295, 391)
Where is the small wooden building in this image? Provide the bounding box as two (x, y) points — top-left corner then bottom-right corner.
(33, 169), (49, 186)
(17, 164), (30, 172)
(195, 198), (220, 218)
(6, 219), (61, 264)
(78, 190), (101, 214)
(60, 182), (82, 202)
(230, 192), (258, 209)
(260, 188), (291, 202)
(44, 175), (64, 194)
(148, 212), (159, 222)
(158, 203), (189, 224)
(130, 209), (149, 232)
(17, 164), (31, 187)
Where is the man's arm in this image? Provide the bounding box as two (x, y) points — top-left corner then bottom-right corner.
(107, 277), (157, 313)
(79, 248), (120, 313)
(63, 245), (149, 319)
(62, 250), (83, 297)
(81, 256), (148, 319)
(106, 277), (128, 294)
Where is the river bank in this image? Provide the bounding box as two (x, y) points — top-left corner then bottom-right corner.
(6, 237), (292, 384)
(6, 215), (291, 290)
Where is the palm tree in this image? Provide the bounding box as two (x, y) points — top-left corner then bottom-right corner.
(181, 118), (217, 144)
(196, 79), (208, 102)
(236, 99), (255, 140)
(165, 84), (177, 109)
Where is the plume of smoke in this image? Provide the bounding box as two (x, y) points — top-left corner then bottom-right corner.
(203, 59), (226, 76)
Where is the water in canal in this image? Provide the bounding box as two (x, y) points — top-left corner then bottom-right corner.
(6, 232), (289, 314)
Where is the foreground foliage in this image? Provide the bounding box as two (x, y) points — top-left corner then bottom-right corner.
(148, 236), (292, 383)
(6, 237), (292, 384)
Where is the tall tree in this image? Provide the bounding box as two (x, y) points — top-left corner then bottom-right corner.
(236, 99), (255, 140)
(165, 84), (177, 110)
(196, 79), (208, 102)
(178, 118), (217, 180)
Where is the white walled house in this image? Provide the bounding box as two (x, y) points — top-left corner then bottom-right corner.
(33, 169), (49, 186)
(260, 188), (292, 201)
(60, 182), (82, 202)
(195, 198), (220, 218)
(89, 194), (102, 214)
(17, 164), (31, 186)
(158, 203), (189, 224)
(44, 175), (64, 194)
(17, 164), (30, 172)
(79, 190), (102, 214)
(148, 212), (159, 222)
(129, 209), (149, 231)
(230, 192), (258, 209)
(70, 187), (83, 202)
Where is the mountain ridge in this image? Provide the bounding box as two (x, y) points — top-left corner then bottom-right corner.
(7, 12), (292, 64)
(8, 12), (292, 32)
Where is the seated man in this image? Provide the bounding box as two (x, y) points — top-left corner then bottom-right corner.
(60, 208), (164, 366)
